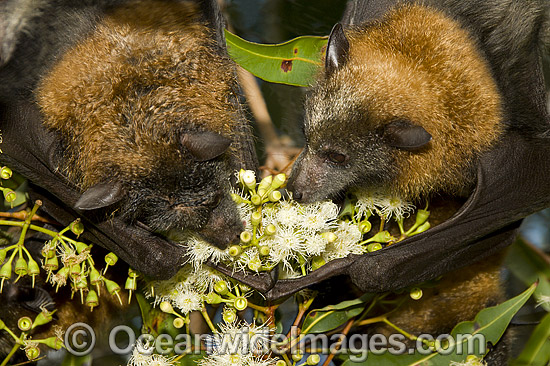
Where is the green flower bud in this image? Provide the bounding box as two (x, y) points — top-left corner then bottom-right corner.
(85, 290), (99, 310)
(214, 280), (229, 295)
(258, 175), (273, 192)
(32, 309), (55, 329)
(104, 278), (121, 296)
(248, 259), (262, 272)
(307, 354), (321, 365)
(268, 190), (282, 202)
(28, 258), (40, 287)
(0, 249), (6, 264)
(264, 224), (276, 236)
(0, 166), (13, 180)
(25, 345), (40, 360)
(125, 276), (137, 291)
(42, 247), (56, 259)
(257, 188), (267, 198)
(259, 246), (270, 257)
(414, 222), (431, 234)
(250, 212), (262, 226)
(128, 268), (138, 277)
(321, 232), (337, 243)
(70, 220), (85, 236)
(28, 259), (40, 277)
(206, 292), (223, 304)
(228, 245), (242, 257)
(75, 276), (87, 291)
(367, 243), (383, 253)
(359, 221), (372, 234)
(250, 194), (262, 206)
(240, 231), (252, 244)
(415, 209), (430, 226)
(40, 336), (63, 350)
(3, 189), (16, 203)
(234, 296), (248, 311)
(0, 261), (12, 280)
(173, 317), (185, 329)
(231, 193), (244, 204)
(14, 256), (28, 277)
(160, 301), (174, 314)
(292, 352), (303, 362)
(271, 173), (286, 189)
(276, 361), (286, 366)
(70, 263), (81, 278)
(74, 241), (90, 254)
(18, 316), (33, 331)
(0, 319), (5, 329)
(222, 308), (237, 324)
(44, 256), (59, 271)
(311, 256), (326, 271)
(56, 266), (70, 281)
(409, 288), (423, 300)
(89, 267), (102, 285)
(105, 252), (118, 267)
(369, 230), (392, 243)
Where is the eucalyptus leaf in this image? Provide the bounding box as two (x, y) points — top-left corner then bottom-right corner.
(506, 239), (550, 311)
(61, 354), (93, 366)
(302, 294), (374, 334)
(342, 283), (536, 366)
(512, 312), (550, 366)
(225, 30), (327, 87)
(178, 353), (206, 366)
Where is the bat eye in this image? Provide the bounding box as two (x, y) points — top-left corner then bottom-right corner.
(328, 152), (347, 164)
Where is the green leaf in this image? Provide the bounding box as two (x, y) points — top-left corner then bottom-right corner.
(177, 353), (206, 366)
(225, 30), (327, 87)
(342, 283), (537, 366)
(302, 294), (374, 334)
(61, 354), (92, 366)
(506, 239), (550, 311)
(512, 312), (550, 366)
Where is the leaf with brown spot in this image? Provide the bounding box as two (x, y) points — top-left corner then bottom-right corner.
(225, 30), (327, 87)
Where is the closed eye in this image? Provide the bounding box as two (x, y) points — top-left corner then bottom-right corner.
(327, 152), (347, 164)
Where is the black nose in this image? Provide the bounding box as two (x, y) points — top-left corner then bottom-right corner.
(293, 190), (303, 200)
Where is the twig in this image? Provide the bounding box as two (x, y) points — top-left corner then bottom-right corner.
(0, 211), (57, 225)
(321, 319), (354, 366)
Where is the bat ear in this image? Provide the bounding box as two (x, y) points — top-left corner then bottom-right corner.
(181, 131), (232, 161)
(384, 120), (432, 151)
(74, 181), (125, 211)
(326, 23), (350, 75)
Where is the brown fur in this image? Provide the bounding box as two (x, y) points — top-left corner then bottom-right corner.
(294, 4), (510, 356)
(37, 0), (240, 189)
(300, 4), (503, 202)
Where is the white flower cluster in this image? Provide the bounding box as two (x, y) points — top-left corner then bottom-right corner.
(146, 265), (229, 314)
(242, 199), (342, 271)
(128, 340), (176, 366)
(175, 171), (423, 277)
(199, 320), (278, 366)
(353, 188), (415, 221)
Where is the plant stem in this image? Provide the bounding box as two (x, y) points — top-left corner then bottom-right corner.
(246, 302), (269, 314)
(0, 343), (20, 366)
(200, 307), (217, 333)
(321, 319), (354, 366)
